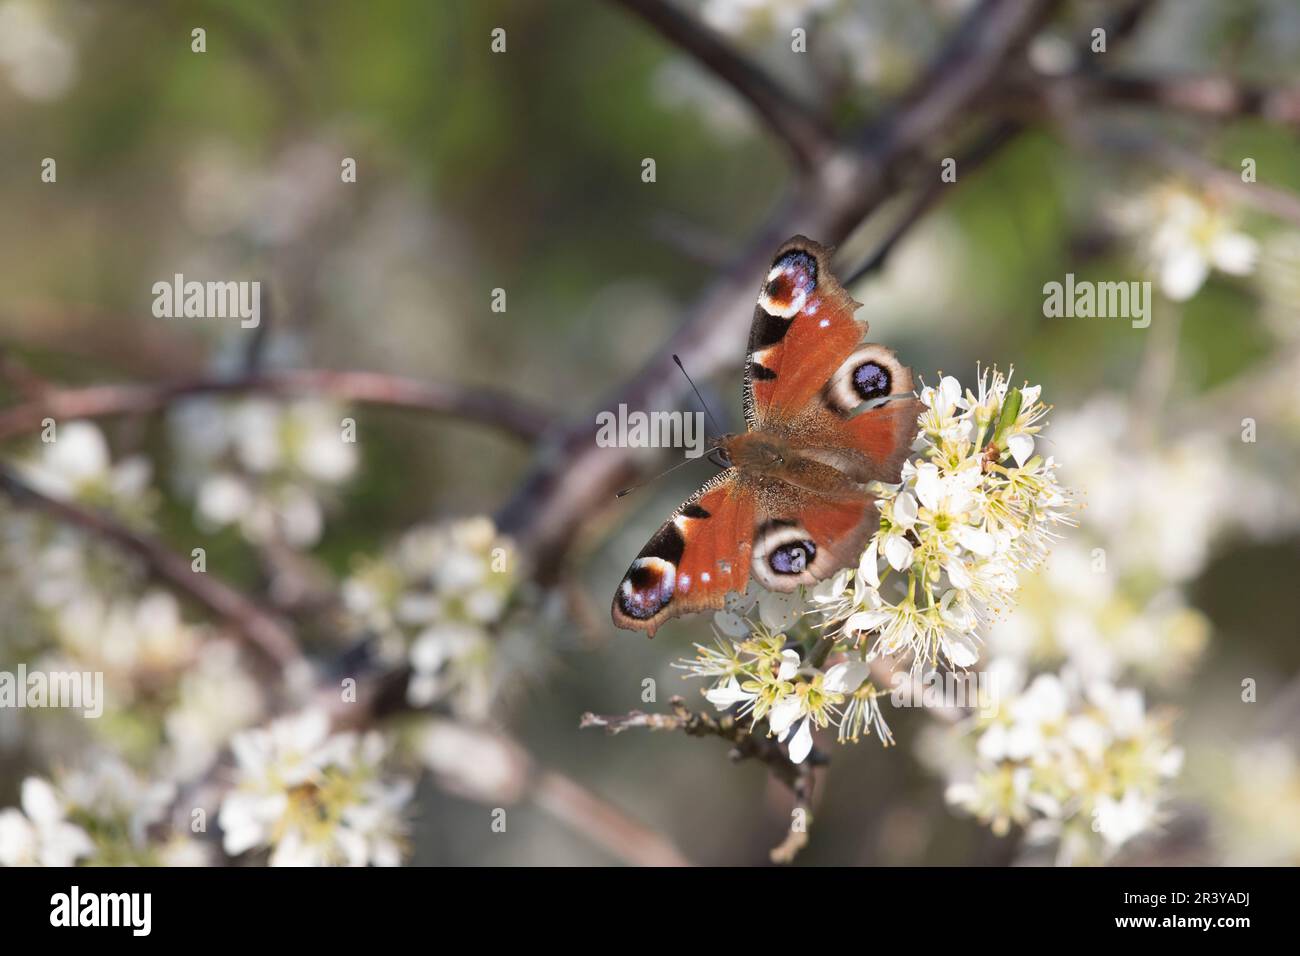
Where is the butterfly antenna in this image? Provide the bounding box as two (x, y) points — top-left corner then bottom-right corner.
(672, 354), (724, 438)
(615, 453), (706, 498)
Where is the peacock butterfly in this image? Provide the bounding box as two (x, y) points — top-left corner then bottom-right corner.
(612, 236), (925, 636)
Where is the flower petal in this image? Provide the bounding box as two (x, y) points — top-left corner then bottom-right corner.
(787, 718), (814, 764)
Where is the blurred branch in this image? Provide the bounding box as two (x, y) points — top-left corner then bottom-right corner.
(0, 348), (53, 399)
(581, 695), (824, 862)
(0, 464), (304, 671)
(609, 0), (834, 170)
(0, 368), (553, 445)
(1073, 127), (1300, 228)
(1031, 70), (1300, 228)
(839, 118), (1024, 288)
(532, 769), (691, 866)
(1070, 72), (1300, 129)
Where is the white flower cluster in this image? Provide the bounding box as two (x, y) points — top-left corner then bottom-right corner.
(13, 420), (152, 514)
(0, 758), (205, 867)
(343, 516), (542, 720)
(923, 662), (1183, 865)
(2, 422), (155, 624)
(168, 397), (357, 548)
(818, 367), (1072, 672)
(218, 710), (411, 867)
(678, 586), (894, 764)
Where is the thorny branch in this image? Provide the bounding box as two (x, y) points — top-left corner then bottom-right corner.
(581, 695), (821, 862)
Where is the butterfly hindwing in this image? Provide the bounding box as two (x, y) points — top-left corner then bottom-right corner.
(749, 489), (881, 592)
(611, 471), (755, 636)
(815, 343), (925, 484)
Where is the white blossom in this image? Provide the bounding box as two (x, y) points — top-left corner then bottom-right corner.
(0, 777), (94, 867)
(218, 710), (412, 867)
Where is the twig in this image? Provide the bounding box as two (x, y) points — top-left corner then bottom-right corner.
(1074, 71), (1300, 129)
(609, 0), (835, 171)
(581, 695), (824, 785)
(0, 464), (304, 670)
(0, 369), (552, 445)
(581, 695), (825, 861)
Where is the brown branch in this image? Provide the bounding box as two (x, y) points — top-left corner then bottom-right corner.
(0, 369), (552, 445)
(1062, 126), (1300, 229)
(0, 464), (303, 670)
(581, 695), (823, 861)
(609, 0), (835, 170)
(839, 118), (1024, 288)
(1073, 71), (1300, 129)
(581, 695), (824, 787)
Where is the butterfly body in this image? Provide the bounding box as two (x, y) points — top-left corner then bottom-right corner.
(613, 236), (924, 637)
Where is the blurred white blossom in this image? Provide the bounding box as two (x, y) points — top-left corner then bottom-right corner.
(0, 777), (93, 867)
(925, 662), (1182, 864)
(163, 640), (266, 781)
(0, 759), (194, 866)
(14, 420), (152, 516)
(1115, 183), (1258, 301)
(169, 398), (357, 548)
(0, 0), (78, 101)
(1050, 396), (1241, 582)
(1208, 741), (1300, 865)
(343, 516), (545, 720)
(50, 589), (201, 688)
(218, 710), (411, 867)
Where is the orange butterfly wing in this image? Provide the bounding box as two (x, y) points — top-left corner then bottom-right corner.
(611, 471), (754, 637)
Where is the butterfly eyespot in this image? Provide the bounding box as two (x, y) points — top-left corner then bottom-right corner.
(769, 540), (816, 575)
(853, 361), (891, 401)
(765, 276), (792, 301)
(759, 251), (817, 318)
(616, 557), (676, 620)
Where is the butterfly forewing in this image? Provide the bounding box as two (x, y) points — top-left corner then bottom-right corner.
(743, 236), (866, 430)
